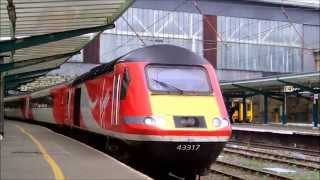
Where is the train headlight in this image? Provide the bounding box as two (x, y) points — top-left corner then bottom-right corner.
(144, 117), (156, 125)
(144, 116), (165, 128)
(212, 117), (229, 128)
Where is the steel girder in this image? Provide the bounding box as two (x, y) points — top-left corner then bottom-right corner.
(0, 23), (115, 54)
(0, 51), (79, 72)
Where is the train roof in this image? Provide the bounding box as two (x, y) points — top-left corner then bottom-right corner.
(72, 45), (209, 85)
(121, 44), (209, 65)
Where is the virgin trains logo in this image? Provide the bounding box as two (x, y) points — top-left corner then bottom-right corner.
(86, 80), (111, 127)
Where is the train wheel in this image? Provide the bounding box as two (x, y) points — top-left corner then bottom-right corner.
(184, 173), (198, 180)
(118, 150), (130, 163)
(105, 139), (131, 163)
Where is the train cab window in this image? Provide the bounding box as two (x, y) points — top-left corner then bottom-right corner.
(146, 65), (212, 95)
(30, 96), (53, 108)
(120, 68), (130, 99)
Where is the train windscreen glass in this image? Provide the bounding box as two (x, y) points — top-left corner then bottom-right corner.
(146, 65), (212, 94)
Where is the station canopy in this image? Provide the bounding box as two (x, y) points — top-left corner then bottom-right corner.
(221, 71), (320, 97)
(0, 0), (133, 92)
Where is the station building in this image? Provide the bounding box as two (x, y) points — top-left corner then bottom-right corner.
(22, 6), (319, 126)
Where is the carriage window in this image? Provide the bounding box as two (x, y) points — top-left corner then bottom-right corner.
(30, 96), (53, 108)
(146, 65), (212, 94)
(5, 100), (23, 108)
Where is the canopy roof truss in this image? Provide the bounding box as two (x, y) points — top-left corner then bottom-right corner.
(221, 72), (320, 98)
(0, 0), (133, 92)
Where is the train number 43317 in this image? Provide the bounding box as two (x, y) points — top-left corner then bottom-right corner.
(176, 144), (200, 151)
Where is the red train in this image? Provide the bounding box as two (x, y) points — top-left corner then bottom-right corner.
(5, 45), (232, 179)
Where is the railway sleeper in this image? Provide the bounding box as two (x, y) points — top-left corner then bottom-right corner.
(223, 148), (320, 170)
(213, 160), (294, 180)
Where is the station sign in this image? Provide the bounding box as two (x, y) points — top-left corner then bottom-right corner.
(283, 85), (294, 92)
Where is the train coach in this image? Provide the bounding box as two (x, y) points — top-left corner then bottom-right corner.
(5, 44), (232, 179)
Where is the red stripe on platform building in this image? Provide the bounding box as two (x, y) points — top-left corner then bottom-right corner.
(83, 35), (100, 64)
(203, 15), (217, 68)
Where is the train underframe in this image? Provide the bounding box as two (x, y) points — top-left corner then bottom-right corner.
(106, 136), (226, 179)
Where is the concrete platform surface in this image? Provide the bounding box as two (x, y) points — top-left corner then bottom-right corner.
(0, 120), (151, 180)
(232, 123), (320, 136)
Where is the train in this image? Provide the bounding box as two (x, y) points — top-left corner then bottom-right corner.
(231, 98), (253, 123)
(5, 44), (232, 179)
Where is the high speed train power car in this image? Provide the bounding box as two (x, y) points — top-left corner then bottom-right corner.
(5, 44), (232, 179)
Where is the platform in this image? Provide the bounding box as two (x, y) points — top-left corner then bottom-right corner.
(231, 122), (320, 151)
(232, 123), (320, 136)
(0, 120), (151, 180)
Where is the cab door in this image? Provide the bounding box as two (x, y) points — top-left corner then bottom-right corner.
(66, 89), (72, 125)
(111, 74), (121, 126)
(73, 87), (81, 127)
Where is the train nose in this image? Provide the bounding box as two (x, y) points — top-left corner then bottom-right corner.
(149, 95), (224, 129)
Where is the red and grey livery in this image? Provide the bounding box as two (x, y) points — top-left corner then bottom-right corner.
(5, 45), (232, 179)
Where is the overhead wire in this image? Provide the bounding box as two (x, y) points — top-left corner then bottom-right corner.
(203, 15), (316, 54)
(197, 0), (316, 54)
(192, 0), (224, 42)
(281, 6), (305, 43)
(101, 1), (317, 61)
(195, 0), (313, 71)
(121, 16), (146, 46)
(101, 0), (189, 62)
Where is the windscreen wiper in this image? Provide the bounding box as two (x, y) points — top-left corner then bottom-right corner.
(151, 79), (184, 94)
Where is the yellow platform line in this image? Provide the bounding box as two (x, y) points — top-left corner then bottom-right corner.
(16, 125), (65, 180)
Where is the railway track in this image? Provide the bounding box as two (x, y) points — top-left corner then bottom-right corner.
(223, 146), (320, 170)
(210, 160), (294, 180)
(228, 141), (320, 157)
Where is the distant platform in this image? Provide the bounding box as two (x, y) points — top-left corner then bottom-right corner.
(232, 123), (320, 136)
(0, 120), (150, 180)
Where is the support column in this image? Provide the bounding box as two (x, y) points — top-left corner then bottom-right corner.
(203, 15), (218, 68)
(264, 95), (269, 124)
(312, 94), (319, 128)
(0, 56), (4, 140)
(243, 96), (247, 122)
(83, 35), (100, 64)
(282, 93), (288, 125)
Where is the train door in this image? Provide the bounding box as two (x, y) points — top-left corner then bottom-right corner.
(66, 89), (72, 125)
(246, 100), (253, 122)
(25, 97), (30, 119)
(73, 87), (81, 127)
(111, 74), (121, 126)
(239, 103), (243, 121)
(111, 68), (130, 127)
(24, 97), (33, 120)
(231, 100), (241, 122)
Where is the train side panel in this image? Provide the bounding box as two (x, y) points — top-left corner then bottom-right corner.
(76, 72), (112, 132)
(51, 86), (69, 125)
(4, 97), (28, 120)
(4, 106), (24, 119)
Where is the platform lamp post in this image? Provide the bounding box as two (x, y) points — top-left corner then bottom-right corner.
(282, 86), (292, 125)
(263, 95), (269, 124)
(313, 94), (319, 128)
(282, 92), (287, 125)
